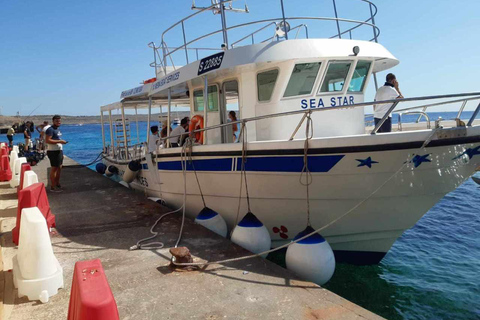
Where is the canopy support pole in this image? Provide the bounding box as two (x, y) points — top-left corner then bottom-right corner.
(108, 110), (114, 158)
(100, 111), (105, 152)
(203, 76), (208, 145)
(135, 106), (140, 144)
(147, 98), (152, 147)
(167, 89), (172, 148)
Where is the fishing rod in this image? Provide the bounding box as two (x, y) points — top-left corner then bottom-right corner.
(20, 103), (42, 122)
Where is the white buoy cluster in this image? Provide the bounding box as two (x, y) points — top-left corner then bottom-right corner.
(286, 226), (336, 286)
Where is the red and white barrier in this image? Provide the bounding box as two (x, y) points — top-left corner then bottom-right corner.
(68, 259), (119, 320)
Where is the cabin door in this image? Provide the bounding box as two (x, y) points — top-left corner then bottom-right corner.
(221, 80), (240, 143)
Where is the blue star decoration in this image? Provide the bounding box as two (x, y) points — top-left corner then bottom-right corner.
(411, 154), (431, 168)
(356, 157), (379, 168)
(452, 145), (480, 160)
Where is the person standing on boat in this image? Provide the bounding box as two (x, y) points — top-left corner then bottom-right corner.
(169, 117), (190, 148)
(373, 73), (404, 133)
(45, 115), (67, 192)
(148, 125), (160, 153)
(228, 111), (239, 142)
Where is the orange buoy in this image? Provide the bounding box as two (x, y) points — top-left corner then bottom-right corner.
(189, 115), (204, 144)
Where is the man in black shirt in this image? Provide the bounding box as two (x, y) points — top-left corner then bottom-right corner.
(45, 115), (67, 192)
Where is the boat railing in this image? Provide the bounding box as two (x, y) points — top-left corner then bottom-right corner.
(397, 111), (431, 131)
(155, 0), (380, 73)
(152, 91), (480, 152)
(113, 142), (146, 161)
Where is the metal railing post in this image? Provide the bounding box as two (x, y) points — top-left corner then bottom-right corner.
(135, 106), (140, 144)
(203, 76), (208, 145)
(415, 106), (428, 123)
(167, 89), (172, 148)
(149, 42), (158, 77)
(371, 101), (399, 134)
(332, 0), (341, 39)
(456, 100), (467, 119)
(220, 0), (229, 48)
(108, 110), (114, 157)
(369, 2), (378, 43)
(161, 41), (168, 74)
(289, 112), (308, 140)
(101, 111), (106, 152)
(181, 21), (189, 64)
(147, 98), (152, 147)
(467, 101), (480, 126)
(121, 104), (128, 159)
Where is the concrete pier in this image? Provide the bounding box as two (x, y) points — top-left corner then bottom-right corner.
(0, 156), (384, 320)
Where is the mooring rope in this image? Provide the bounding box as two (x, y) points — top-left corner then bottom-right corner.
(234, 121), (249, 227)
(299, 111), (314, 226)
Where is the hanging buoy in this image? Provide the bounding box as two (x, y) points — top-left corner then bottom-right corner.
(105, 165), (118, 177)
(147, 197), (166, 206)
(472, 176), (480, 185)
(195, 207), (228, 238)
(119, 181), (130, 189)
(95, 163), (107, 174)
(231, 212), (271, 258)
(123, 160), (141, 183)
(286, 226), (335, 286)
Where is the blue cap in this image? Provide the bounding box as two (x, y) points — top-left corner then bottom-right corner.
(294, 226), (326, 244)
(196, 207), (219, 220)
(238, 212), (264, 228)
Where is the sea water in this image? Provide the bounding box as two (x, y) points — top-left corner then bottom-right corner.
(3, 112), (479, 319)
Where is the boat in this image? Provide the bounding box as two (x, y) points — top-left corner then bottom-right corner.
(98, 0), (480, 264)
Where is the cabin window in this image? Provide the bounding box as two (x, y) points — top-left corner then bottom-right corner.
(348, 61), (371, 92)
(284, 62), (321, 97)
(319, 61), (352, 93)
(193, 85), (219, 112)
(257, 69), (279, 102)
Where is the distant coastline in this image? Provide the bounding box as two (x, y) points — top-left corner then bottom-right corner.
(0, 112), (191, 127)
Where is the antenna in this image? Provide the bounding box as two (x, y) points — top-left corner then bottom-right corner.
(192, 0), (249, 15)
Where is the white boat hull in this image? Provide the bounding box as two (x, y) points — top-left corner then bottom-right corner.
(104, 128), (480, 264)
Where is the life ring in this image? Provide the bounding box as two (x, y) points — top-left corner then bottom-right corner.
(189, 115), (204, 144)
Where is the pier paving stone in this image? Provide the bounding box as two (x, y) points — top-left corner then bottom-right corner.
(1, 157), (384, 320)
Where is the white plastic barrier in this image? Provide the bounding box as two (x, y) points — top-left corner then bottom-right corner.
(23, 171), (39, 189)
(12, 145), (19, 153)
(13, 207), (63, 303)
(9, 157), (27, 188)
(9, 151), (18, 175)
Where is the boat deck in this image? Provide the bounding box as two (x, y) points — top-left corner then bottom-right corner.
(0, 157), (383, 319)
(365, 119), (480, 133)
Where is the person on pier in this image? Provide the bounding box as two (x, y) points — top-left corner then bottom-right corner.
(45, 115), (67, 192)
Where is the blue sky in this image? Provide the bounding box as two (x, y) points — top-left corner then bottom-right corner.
(1, 0), (479, 116)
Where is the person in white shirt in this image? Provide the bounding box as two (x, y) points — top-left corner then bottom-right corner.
(36, 121), (50, 151)
(373, 73), (404, 133)
(148, 125), (160, 153)
(169, 117), (190, 148)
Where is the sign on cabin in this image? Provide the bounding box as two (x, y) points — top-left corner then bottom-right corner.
(198, 52), (225, 76)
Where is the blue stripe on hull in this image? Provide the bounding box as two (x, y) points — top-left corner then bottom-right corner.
(157, 155), (343, 173)
(158, 158), (233, 171)
(237, 155), (344, 172)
